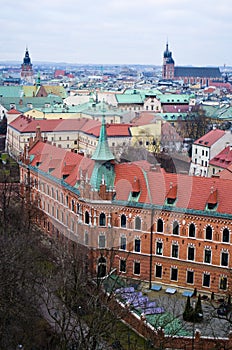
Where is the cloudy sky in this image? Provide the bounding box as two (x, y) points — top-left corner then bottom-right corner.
(1, 0), (231, 66)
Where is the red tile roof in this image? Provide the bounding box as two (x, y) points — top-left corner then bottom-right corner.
(9, 115), (99, 133)
(86, 124), (132, 137)
(194, 129), (225, 147)
(27, 141), (232, 215)
(7, 109), (21, 115)
(210, 146), (232, 169)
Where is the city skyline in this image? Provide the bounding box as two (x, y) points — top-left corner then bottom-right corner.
(1, 0), (232, 66)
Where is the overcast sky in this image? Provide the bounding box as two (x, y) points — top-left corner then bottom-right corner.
(1, 0), (231, 66)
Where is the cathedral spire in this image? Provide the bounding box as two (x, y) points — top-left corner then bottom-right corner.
(91, 114), (115, 162)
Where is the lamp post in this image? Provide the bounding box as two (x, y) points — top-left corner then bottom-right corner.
(192, 300), (196, 350)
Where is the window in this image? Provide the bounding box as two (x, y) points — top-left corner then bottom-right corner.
(202, 150), (204, 156)
(205, 226), (212, 240)
(189, 223), (195, 238)
(134, 238), (141, 252)
(156, 242), (163, 255)
(220, 276), (227, 290)
(157, 219), (163, 233)
(222, 228), (230, 243)
(135, 216), (141, 230)
(155, 265), (162, 278)
(120, 259), (126, 273)
(188, 247), (195, 261)
(187, 270), (194, 284)
(121, 214), (126, 228)
(206, 151), (208, 157)
(171, 267), (178, 281)
(99, 213), (106, 226)
(71, 199), (75, 212)
(203, 273), (210, 287)
(221, 252), (229, 266)
(172, 221), (179, 235)
(204, 249), (211, 264)
(120, 236), (126, 250)
(134, 261), (140, 275)
(172, 244), (179, 258)
(85, 211), (90, 224)
(99, 235), (106, 248)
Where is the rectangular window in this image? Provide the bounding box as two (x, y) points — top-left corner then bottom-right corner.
(120, 236), (126, 250)
(120, 259), (126, 273)
(134, 239), (141, 252)
(156, 242), (163, 255)
(204, 250), (211, 264)
(188, 247), (195, 261)
(187, 271), (194, 284)
(134, 261), (140, 275)
(221, 252), (228, 266)
(172, 244), (178, 258)
(202, 150), (204, 156)
(99, 235), (106, 248)
(220, 277), (227, 290)
(203, 273), (210, 287)
(155, 265), (162, 278)
(171, 267), (178, 281)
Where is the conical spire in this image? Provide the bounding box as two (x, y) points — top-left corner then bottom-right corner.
(91, 115), (115, 161)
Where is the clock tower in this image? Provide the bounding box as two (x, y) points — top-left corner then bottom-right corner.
(21, 47), (34, 83)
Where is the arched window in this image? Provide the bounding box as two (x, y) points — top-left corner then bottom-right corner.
(189, 223), (196, 238)
(173, 221), (179, 235)
(85, 211), (90, 224)
(99, 213), (106, 226)
(135, 216), (141, 230)
(205, 225), (212, 240)
(97, 256), (106, 278)
(121, 214), (126, 228)
(157, 219), (163, 233)
(222, 228), (230, 243)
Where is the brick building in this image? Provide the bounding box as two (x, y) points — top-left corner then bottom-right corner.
(162, 42), (222, 86)
(20, 117), (232, 297)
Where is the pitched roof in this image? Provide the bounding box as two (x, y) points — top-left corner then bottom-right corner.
(210, 146), (232, 168)
(174, 66), (221, 78)
(194, 129), (225, 147)
(9, 115), (98, 133)
(86, 123), (132, 137)
(7, 108), (21, 115)
(26, 139), (232, 215)
(157, 94), (191, 104)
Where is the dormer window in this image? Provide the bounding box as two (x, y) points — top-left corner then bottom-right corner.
(166, 183), (177, 205)
(206, 188), (218, 211)
(129, 176), (141, 201)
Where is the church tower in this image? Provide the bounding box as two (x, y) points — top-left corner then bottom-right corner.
(21, 47), (34, 83)
(90, 114), (115, 199)
(162, 42), (175, 80)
